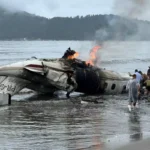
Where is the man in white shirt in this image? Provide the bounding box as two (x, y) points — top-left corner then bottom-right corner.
(135, 69), (143, 84)
(127, 74), (140, 111)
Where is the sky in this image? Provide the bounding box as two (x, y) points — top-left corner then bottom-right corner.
(0, 0), (114, 18)
(0, 0), (150, 20)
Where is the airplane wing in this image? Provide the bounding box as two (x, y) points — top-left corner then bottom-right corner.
(0, 76), (29, 96)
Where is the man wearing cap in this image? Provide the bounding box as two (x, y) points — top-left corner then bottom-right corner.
(127, 74), (140, 111)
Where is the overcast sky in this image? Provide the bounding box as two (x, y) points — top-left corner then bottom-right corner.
(0, 0), (114, 18)
(0, 0), (150, 20)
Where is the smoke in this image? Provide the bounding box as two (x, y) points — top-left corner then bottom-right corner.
(94, 0), (150, 67)
(113, 0), (150, 20)
(112, 0), (150, 40)
(95, 0), (150, 44)
(0, 0), (59, 18)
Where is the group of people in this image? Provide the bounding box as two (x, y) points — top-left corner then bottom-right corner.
(127, 67), (150, 111)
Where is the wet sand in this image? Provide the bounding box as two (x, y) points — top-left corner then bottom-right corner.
(0, 93), (149, 150)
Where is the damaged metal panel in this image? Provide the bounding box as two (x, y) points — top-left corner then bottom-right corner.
(74, 68), (103, 94)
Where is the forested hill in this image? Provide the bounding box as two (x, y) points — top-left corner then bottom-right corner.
(0, 7), (150, 41)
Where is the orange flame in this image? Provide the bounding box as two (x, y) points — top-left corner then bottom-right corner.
(86, 46), (101, 66)
(67, 52), (79, 59)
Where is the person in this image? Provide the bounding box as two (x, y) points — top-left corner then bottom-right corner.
(145, 76), (150, 97)
(138, 70), (145, 97)
(142, 73), (148, 85)
(127, 74), (140, 111)
(138, 70), (143, 86)
(62, 47), (76, 59)
(138, 70), (142, 76)
(147, 66), (150, 77)
(129, 69), (142, 94)
(135, 69), (143, 84)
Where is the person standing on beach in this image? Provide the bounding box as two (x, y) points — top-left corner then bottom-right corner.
(147, 66), (150, 77)
(135, 69), (142, 84)
(127, 74), (140, 111)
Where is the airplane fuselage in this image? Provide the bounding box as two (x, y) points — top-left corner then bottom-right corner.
(0, 58), (131, 96)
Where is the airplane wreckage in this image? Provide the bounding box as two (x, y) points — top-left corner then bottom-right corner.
(0, 46), (131, 98)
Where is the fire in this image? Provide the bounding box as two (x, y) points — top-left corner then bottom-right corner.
(67, 52), (79, 59)
(66, 46), (101, 66)
(86, 46), (101, 66)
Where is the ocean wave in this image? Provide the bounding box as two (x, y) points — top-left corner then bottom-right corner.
(101, 58), (150, 65)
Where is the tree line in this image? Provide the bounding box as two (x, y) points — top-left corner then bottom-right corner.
(0, 8), (150, 41)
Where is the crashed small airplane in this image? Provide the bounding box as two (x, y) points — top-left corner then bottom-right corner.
(0, 47), (130, 97)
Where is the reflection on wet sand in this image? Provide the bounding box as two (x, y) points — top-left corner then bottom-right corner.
(64, 104), (103, 150)
(128, 110), (143, 142)
(0, 94), (150, 149)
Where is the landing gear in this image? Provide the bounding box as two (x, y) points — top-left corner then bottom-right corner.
(66, 72), (77, 99)
(66, 92), (70, 98)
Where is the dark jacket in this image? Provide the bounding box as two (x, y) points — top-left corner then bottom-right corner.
(147, 68), (150, 75)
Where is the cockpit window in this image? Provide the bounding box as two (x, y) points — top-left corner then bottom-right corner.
(122, 85), (126, 93)
(111, 84), (116, 90)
